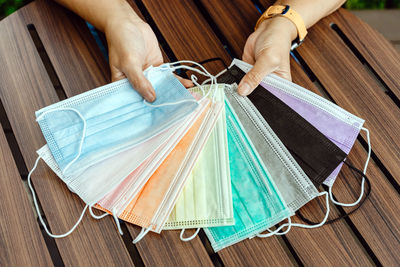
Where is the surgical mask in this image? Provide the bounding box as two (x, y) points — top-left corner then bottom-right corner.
(27, 61), (218, 239)
(222, 61), (371, 224)
(222, 85), (330, 237)
(35, 65), (198, 179)
(231, 59), (371, 209)
(204, 99), (292, 252)
(222, 84), (319, 213)
(223, 65), (348, 186)
(231, 59), (368, 187)
(96, 94), (223, 243)
(95, 99), (204, 215)
(164, 85), (234, 239)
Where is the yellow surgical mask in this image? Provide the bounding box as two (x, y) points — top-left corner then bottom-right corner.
(164, 85), (233, 232)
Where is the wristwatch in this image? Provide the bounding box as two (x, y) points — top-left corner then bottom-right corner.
(255, 5), (308, 50)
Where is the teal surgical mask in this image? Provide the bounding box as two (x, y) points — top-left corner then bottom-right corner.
(164, 85), (234, 239)
(222, 84), (329, 236)
(204, 98), (292, 252)
(223, 85), (319, 213)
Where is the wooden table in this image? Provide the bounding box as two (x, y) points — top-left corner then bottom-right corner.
(1, 0), (400, 266)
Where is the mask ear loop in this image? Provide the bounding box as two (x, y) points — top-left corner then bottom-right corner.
(143, 61), (218, 108)
(132, 226), (152, 244)
(256, 217), (292, 238)
(36, 107), (87, 175)
(290, 191), (331, 229)
(180, 228), (201, 242)
(329, 127), (371, 207)
(27, 156), (89, 238)
(297, 163), (371, 225)
(29, 108), (89, 238)
(88, 206), (124, 235)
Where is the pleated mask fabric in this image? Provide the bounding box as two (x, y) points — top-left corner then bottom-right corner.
(231, 59), (365, 186)
(37, 111), (196, 206)
(222, 65), (347, 187)
(204, 99), (292, 252)
(35, 65), (198, 181)
(95, 94), (205, 214)
(97, 96), (223, 242)
(164, 85), (234, 230)
(222, 84), (319, 213)
(95, 98), (211, 226)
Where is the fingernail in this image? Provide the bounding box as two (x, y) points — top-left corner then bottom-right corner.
(145, 91), (156, 102)
(238, 82), (251, 96)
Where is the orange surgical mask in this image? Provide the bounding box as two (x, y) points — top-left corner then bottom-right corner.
(96, 97), (222, 242)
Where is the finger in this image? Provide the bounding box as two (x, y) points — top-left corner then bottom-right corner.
(174, 74), (194, 88)
(237, 49), (279, 96)
(110, 65), (126, 82)
(123, 63), (156, 102)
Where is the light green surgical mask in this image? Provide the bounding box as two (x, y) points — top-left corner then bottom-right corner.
(204, 98), (292, 252)
(164, 85), (234, 236)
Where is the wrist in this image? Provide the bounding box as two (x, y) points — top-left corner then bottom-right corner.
(257, 16), (297, 42)
(103, 1), (144, 33)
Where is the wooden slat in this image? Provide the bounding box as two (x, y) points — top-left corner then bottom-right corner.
(0, 124), (53, 266)
(198, 1), (376, 265)
(27, 0), (213, 265)
(291, 54), (400, 265)
(254, 3), (400, 264)
(141, 0), (230, 74)
(198, 0), (259, 57)
(295, 14), (400, 186)
(20, 0), (110, 94)
(332, 9), (400, 100)
(139, 0), (298, 265)
(0, 4), (134, 266)
(129, 227), (213, 266)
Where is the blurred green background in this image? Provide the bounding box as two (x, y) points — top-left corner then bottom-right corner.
(1, 0), (400, 19)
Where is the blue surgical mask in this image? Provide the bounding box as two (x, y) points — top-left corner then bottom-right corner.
(35, 65), (198, 180)
(28, 61), (217, 240)
(204, 99), (292, 252)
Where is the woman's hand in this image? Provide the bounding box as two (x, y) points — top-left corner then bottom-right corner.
(105, 18), (162, 102)
(238, 16), (297, 96)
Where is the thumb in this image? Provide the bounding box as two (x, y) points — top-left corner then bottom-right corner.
(123, 64), (156, 102)
(237, 50), (279, 96)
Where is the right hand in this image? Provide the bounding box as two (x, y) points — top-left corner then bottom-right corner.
(105, 18), (163, 102)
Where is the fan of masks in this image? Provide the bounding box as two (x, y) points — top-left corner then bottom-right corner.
(27, 58), (371, 251)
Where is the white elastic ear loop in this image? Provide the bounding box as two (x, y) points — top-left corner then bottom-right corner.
(36, 107), (87, 174)
(88, 206), (123, 235)
(278, 192), (330, 230)
(170, 63), (216, 100)
(132, 226), (152, 244)
(180, 228), (200, 242)
(329, 127), (371, 207)
(89, 206), (109, 219)
(27, 156), (88, 238)
(256, 217), (292, 238)
(111, 208), (123, 235)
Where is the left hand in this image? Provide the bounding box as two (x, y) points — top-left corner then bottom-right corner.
(238, 16), (297, 96)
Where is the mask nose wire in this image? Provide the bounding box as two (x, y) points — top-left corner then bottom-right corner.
(36, 107), (87, 175)
(180, 228), (201, 242)
(329, 127), (371, 207)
